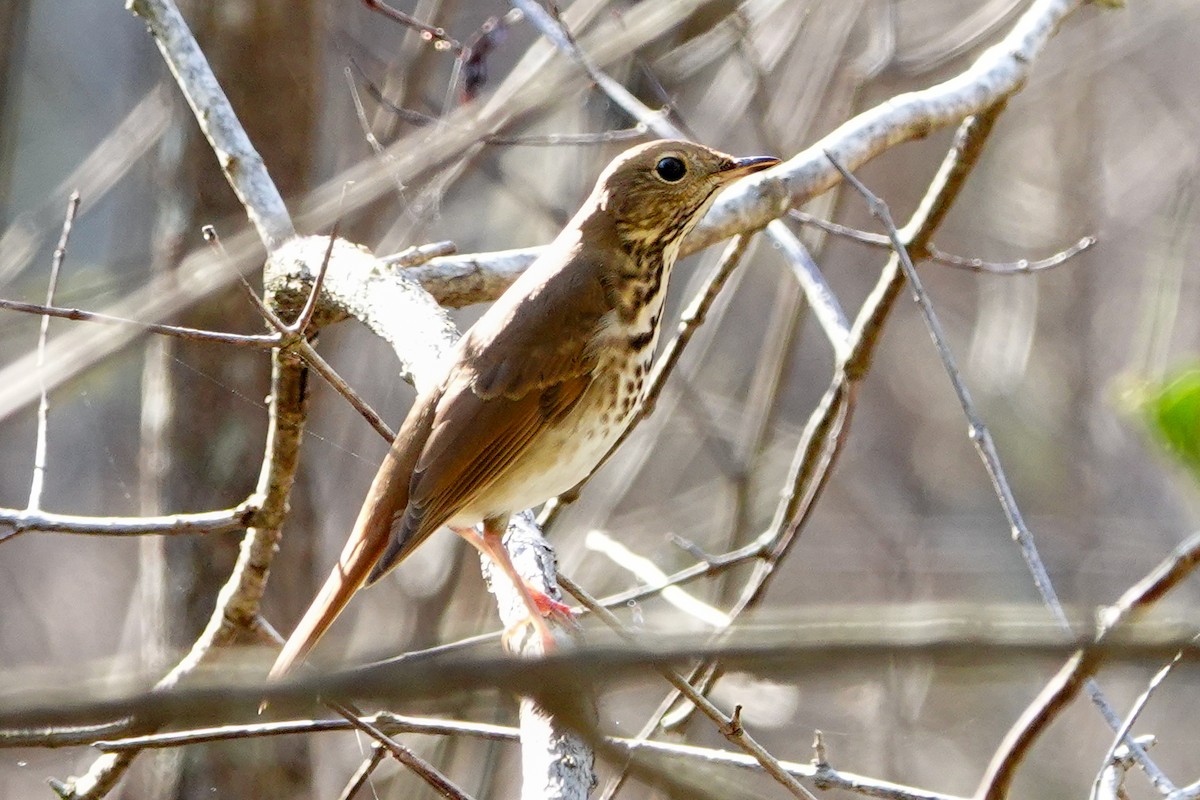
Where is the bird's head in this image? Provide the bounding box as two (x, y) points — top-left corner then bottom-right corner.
(589, 139), (779, 254)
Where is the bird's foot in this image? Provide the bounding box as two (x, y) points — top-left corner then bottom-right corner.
(503, 585), (577, 654)
(528, 587), (576, 627)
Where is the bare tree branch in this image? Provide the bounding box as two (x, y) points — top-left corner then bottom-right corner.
(0, 501), (259, 541)
(975, 531), (1200, 800)
(28, 191), (80, 512)
(127, 0), (294, 248)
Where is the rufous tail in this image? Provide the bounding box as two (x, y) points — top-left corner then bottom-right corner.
(268, 451), (413, 680)
(267, 384), (438, 681)
(268, 530), (381, 681)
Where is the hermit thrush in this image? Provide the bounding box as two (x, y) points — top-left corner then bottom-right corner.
(270, 140), (779, 678)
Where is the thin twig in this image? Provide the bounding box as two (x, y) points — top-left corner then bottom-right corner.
(207, 226), (397, 442)
(293, 223), (338, 334)
(829, 154), (1069, 612)
(0, 501), (259, 541)
(343, 64), (411, 200)
(344, 65), (389, 157)
(828, 151), (1176, 795)
(337, 742), (386, 800)
(324, 700), (475, 800)
(28, 191), (80, 512)
(926, 237), (1095, 274)
(584, 531), (730, 628)
(93, 710), (968, 800)
(0, 296), (281, 347)
(974, 530), (1200, 800)
(1, 248), (396, 445)
(1090, 646), (1189, 800)
(218, 227), (398, 442)
(788, 210), (1095, 275)
(557, 575), (819, 800)
(362, 0), (463, 53)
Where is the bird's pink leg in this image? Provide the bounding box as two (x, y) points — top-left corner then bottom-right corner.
(451, 519), (572, 652)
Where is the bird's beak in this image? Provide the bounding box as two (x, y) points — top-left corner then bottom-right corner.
(721, 155), (781, 181)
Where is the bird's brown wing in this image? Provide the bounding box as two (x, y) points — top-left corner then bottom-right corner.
(371, 369), (593, 574)
(368, 242), (617, 575)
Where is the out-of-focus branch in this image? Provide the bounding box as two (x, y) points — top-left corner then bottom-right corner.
(94, 711), (969, 800)
(0, 85), (173, 284)
(6, 617), (1199, 735)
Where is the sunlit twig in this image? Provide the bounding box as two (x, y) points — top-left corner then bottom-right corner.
(28, 191), (80, 514)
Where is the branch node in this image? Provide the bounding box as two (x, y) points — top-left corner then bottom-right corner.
(811, 729), (829, 769)
(721, 705), (743, 737)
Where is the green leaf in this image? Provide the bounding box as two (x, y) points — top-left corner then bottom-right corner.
(1136, 365), (1200, 481)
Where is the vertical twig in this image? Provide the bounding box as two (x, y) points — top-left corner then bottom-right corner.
(28, 190), (80, 512)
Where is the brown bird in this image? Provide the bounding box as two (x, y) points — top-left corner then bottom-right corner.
(269, 140), (779, 678)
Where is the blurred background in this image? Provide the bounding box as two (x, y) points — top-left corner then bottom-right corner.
(1, 0), (1198, 798)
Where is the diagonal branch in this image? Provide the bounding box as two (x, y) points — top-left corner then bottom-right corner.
(830, 150), (1177, 796)
(127, 0), (294, 248)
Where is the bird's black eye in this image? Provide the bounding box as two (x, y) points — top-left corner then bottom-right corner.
(655, 156), (687, 183)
